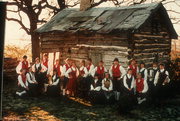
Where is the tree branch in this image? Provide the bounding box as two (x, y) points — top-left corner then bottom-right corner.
(6, 17), (30, 35)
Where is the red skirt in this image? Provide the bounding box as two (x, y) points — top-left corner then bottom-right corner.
(67, 78), (76, 92)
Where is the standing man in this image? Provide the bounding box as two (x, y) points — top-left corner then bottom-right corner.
(16, 55), (30, 74)
(92, 60), (107, 81)
(109, 58), (126, 101)
(154, 63), (170, 100)
(148, 62), (158, 97)
(86, 58), (94, 90)
(128, 59), (139, 78)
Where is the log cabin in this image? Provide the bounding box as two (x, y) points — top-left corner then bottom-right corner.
(36, 2), (178, 69)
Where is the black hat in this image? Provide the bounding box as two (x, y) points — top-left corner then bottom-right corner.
(113, 58), (119, 62)
(159, 63), (165, 67)
(23, 55), (27, 59)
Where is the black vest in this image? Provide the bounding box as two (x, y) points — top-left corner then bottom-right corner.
(52, 75), (60, 85)
(152, 68), (158, 79)
(35, 64), (42, 73)
(92, 79), (101, 88)
(140, 68), (146, 78)
(157, 70), (168, 86)
(126, 74), (133, 88)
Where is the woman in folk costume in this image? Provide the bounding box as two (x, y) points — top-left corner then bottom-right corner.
(53, 59), (63, 93)
(77, 60), (88, 98)
(154, 63), (170, 100)
(135, 73), (148, 104)
(65, 61), (79, 97)
(62, 58), (72, 96)
(89, 73), (102, 104)
(122, 69), (135, 96)
(45, 69), (60, 97)
(86, 58), (95, 89)
(42, 53), (51, 72)
(26, 67), (38, 96)
(16, 69), (29, 96)
(53, 59), (63, 77)
(139, 62), (148, 81)
(127, 59), (139, 78)
(32, 57), (47, 95)
(16, 55), (30, 74)
(101, 73), (114, 104)
(109, 58), (126, 101)
(92, 60), (107, 81)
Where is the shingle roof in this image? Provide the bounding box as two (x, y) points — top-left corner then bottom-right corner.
(36, 2), (178, 39)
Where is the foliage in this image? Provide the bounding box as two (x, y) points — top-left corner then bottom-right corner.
(4, 44), (31, 60)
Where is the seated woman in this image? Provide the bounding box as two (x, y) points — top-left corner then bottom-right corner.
(26, 67), (38, 96)
(101, 73), (114, 104)
(122, 69), (135, 96)
(89, 73), (102, 104)
(16, 69), (29, 97)
(135, 73), (148, 104)
(45, 69), (60, 96)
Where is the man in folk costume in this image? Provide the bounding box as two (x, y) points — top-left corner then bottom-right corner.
(45, 69), (60, 97)
(109, 58), (126, 101)
(89, 73), (102, 104)
(92, 60), (107, 81)
(135, 73), (148, 104)
(62, 58), (72, 96)
(77, 60), (88, 97)
(16, 69), (29, 96)
(127, 59), (139, 78)
(122, 69), (135, 95)
(86, 58), (95, 89)
(42, 53), (51, 76)
(102, 73), (114, 104)
(26, 66), (38, 96)
(139, 62), (148, 81)
(32, 57), (47, 95)
(148, 62), (158, 97)
(154, 63), (170, 100)
(16, 55), (30, 74)
(65, 61), (79, 97)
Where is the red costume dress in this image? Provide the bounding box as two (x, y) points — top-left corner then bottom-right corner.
(96, 66), (105, 80)
(67, 68), (77, 94)
(54, 64), (61, 76)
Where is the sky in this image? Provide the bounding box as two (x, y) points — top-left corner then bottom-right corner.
(4, 0), (180, 48)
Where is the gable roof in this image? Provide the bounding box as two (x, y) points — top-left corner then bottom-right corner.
(36, 2), (178, 39)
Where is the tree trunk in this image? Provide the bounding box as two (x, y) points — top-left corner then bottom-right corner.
(31, 32), (40, 62)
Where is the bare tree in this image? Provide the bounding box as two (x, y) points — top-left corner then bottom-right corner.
(6, 0), (74, 61)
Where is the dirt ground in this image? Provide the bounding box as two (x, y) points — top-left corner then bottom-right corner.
(2, 81), (180, 121)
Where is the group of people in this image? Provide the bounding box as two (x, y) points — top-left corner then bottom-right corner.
(15, 54), (172, 105)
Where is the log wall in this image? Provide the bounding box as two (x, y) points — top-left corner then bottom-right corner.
(40, 33), (129, 69)
(132, 13), (171, 67)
